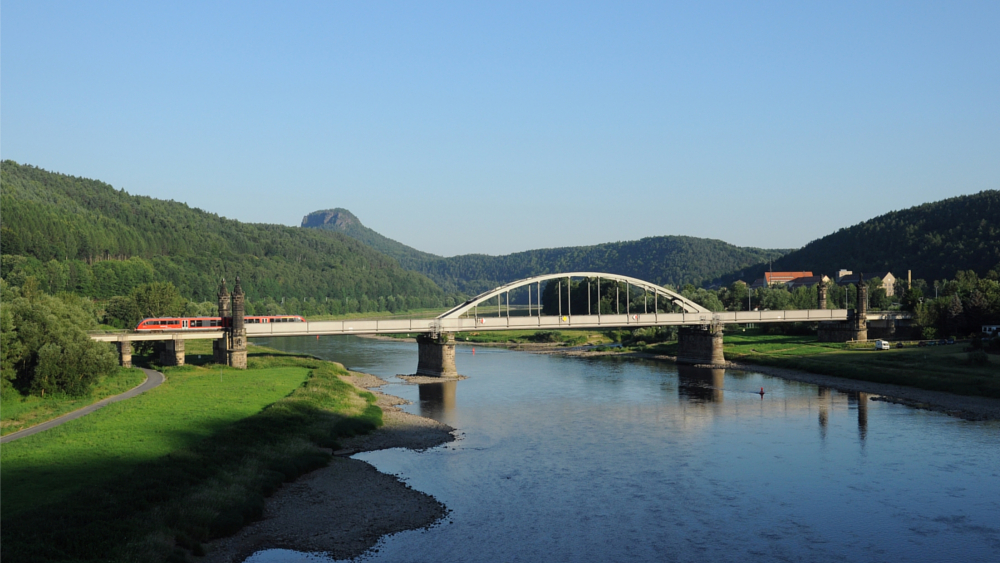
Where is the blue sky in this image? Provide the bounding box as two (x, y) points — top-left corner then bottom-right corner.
(3, 1), (997, 256)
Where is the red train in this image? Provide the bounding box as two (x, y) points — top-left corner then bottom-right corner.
(135, 315), (306, 331)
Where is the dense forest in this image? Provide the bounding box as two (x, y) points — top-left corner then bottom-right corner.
(0, 162), (450, 308)
(719, 191), (1000, 286)
(303, 208), (790, 295)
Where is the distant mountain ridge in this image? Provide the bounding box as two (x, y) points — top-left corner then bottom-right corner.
(302, 209), (440, 270)
(720, 190), (1000, 285)
(302, 209), (790, 294)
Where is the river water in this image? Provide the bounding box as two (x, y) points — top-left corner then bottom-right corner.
(249, 336), (999, 563)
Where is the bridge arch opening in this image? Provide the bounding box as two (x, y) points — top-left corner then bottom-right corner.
(437, 272), (710, 320)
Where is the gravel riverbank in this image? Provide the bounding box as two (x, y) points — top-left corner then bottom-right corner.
(204, 372), (456, 563)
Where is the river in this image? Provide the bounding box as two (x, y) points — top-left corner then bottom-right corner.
(249, 336), (999, 563)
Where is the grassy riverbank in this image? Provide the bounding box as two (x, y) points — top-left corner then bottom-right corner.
(646, 330), (999, 398)
(0, 344), (383, 563)
(1, 367), (147, 436)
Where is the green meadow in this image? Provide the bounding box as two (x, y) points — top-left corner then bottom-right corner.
(0, 343), (382, 563)
(1, 366), (146, 436)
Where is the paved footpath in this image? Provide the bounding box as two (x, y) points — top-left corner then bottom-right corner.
(0, 368), (165, 444)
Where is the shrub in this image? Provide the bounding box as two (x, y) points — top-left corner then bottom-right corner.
(528, 331), (559, 343)
(967, 350), (990, 366)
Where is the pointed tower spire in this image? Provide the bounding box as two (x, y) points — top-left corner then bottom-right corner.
(217, 278), (231, 318)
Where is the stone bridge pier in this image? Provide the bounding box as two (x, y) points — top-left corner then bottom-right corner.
(117, 341), (133, 368)
(416, 333), (458, 377)
(155, 340), (185, 366)
(677, 324), (725, 366)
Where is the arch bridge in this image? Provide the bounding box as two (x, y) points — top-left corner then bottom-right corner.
(93, 272), (880, 375)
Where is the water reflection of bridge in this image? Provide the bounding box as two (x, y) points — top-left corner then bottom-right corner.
(405, 367), (871, 442)
(676, 366), (870, 441)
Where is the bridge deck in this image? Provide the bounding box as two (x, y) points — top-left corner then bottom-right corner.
(90, 309), (897, 341)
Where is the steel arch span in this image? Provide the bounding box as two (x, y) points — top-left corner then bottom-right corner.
(437, 272), (710, 319)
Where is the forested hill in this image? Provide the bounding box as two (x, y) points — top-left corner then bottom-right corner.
(301, 208), (789, 294)
(413, 238), (790, 294)
(722, 191), (1000, 285)
(302, 208), (439, 269)
(0, 161), (446, 305)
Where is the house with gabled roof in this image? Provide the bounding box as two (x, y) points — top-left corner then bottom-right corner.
(836, 271), (897, 296)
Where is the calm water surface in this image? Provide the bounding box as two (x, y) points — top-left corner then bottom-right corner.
(249, 336), (1000, 563)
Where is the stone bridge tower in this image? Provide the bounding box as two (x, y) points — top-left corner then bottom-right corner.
(854, 273), (868, 341)
(228, 277), (248, 369)
(817, 274), (868, 342)
(213, 278), (231, 364)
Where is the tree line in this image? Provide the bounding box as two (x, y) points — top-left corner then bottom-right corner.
(0, 161), (458, 306)
(719, 190), (1000, 287)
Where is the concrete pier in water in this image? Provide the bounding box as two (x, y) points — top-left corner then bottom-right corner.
(416, 333), (458, 377)
(676, 324), (725, 366)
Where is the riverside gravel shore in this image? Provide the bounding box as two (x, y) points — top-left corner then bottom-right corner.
(204, 372), (456, 563)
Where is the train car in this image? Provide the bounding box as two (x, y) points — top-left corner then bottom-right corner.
(135, 315), (305, 331)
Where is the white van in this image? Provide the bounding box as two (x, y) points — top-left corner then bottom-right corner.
(875, 340), (891, 350)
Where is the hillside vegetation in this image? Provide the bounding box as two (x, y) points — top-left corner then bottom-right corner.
(723, 191), (1000, 284)
(303, 208), (789, 294)
(0, 162), (446, 306)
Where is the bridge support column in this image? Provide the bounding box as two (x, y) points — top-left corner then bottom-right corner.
(854, 277), (868, 342)
(416, 333), (458, 377)
(677, 324), (725, 366)
(213, 337), (230, 365)
(117, 340), (132, 368)
(818, 321), (856, 342)
(161, 339), (185, 366)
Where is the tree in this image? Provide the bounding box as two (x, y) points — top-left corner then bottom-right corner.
(725, 282), (749, 311)
(2, 282), (118, 396)
(131, 282), (185, 320)
(901, 286), (924, 312)
(105, 295), (140, 328)
(946, 294), (964, 337)
(1, 283), (24, 393)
